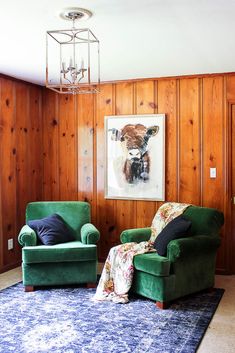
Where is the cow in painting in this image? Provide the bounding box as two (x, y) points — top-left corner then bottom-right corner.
(110, 124), (159, 184)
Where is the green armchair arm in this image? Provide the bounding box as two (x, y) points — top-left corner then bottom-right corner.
(167, 235), (221, 262)
(120, 227), (152, 244)
(81, 223), (100, 244)
(18, 225), (37, 247)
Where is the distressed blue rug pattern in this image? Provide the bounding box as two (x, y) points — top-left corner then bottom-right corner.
(0, 283), (223, 353)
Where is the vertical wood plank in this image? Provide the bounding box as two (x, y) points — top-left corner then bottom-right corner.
(158, 79), (178, 202)
(96, 84), (116, 259)
(231, 104), (235, 273)
(42, 89), (60, 200)
(77, 94), (95, 209)
(115, 82), (136, 238)
(135, 80), (156, 228)
(58, 95), (77, 200)
(226, 75), (235, 100)
(15, 82), (30, 259)
(179, 78), (201, 204)
(202, 77), (224, 209)
(0, 78), (17, 266)
(0, 79), (3, 268)
(28, 86), (43, 202)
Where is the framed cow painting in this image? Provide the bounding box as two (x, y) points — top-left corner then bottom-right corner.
(104, 114), (165, 201)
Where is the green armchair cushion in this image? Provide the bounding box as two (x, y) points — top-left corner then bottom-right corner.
(26, 201), (91, 241)
(23, 241), (97, 264)
(27, 213), (75, 245)
(133, 253), (171, 276)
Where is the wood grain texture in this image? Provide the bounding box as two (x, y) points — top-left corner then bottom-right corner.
(58, 95), (77, 201)
(0, 78), (17, 266)
(96, 84), (116, 259)
(2, 72), (235, 273)
(179, 78), (201, 204)
(77, 94), (96, 219)
(114, 82), (137, 239)
(0, 79), (3, 268)
(28, 86), (43, 203)
(226, 75), (235, 100)
(202, 77), (224, 209)
(231, 104), (235, 273)
(0, 77), (43, 272)
(202, 77), (226, 271)
(158, 79), (178, 202)
(135, 80), (156, 228)
(15, 82), (30, 260)
(42, 90), (60, 200)
(40, 74), (235, 273)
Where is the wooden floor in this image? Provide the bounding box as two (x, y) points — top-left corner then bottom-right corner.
(0, 268), (235, 352)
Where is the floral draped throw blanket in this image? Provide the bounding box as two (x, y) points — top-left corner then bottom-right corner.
(93, 202), (190, 303)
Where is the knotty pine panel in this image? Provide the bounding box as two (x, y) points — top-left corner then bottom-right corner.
(42, 90), (60, 201)
(114, 82), (137, 240)
(77, 93), (96, 219)
(95, 84), (116, 259)
(0, 172), (2, 268)
(202, 77), (224, 209)
(40, 73), (235, 273)
(15, 82), (31, 260)
(179, 78), (201, 204)
(202, 76), (226, 272)
(157, 79), (178, 202)
(0, 78), (17, 266)
(58, 95), (77, 201)
(15, 82), (29, 230)
(0, 77), (43, 272)
(226, 75), (235, 101)
(28, 86), (43, 203)
(135, 80), (157, 228)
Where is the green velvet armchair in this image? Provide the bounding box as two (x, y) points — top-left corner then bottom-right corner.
(120, 205), (224, 309)
(18, 201), (100, 291)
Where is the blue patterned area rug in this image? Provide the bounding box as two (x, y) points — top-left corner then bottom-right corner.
(0, 283), (223, 353)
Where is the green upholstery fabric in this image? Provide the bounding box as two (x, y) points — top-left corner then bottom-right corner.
(167, 235), (221, 262)
(18, 225), (37, 246)
(81, 223), (100, 244)
(23, 241), (97, 264)
(22, 261), (97, 286)
(26, 201), (91, 241)
(19, 201), (100, 287)
(120, 227), (152, 244)
(183, 205), (224, 236)
(120, 204), (224, 305)
(133, 253), (171, 276)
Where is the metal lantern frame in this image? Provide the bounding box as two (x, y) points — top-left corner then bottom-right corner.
(46, 26), (100, 94)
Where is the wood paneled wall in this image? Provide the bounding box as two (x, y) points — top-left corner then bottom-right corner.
(1, 72), (235, 274)
(42, 74), (235, 273)
(0, 77), (42, 272)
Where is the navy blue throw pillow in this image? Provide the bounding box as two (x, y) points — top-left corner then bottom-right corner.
(153, 215), (192, 256)
(27, 214), (75, 245)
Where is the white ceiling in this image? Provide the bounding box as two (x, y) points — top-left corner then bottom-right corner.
(0, 0), (234, 86)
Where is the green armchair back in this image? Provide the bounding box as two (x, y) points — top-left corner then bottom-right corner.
(120, 205), (224, 308)
(18, 201), (100, 291)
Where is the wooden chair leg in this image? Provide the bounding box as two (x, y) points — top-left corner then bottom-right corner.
(156, 301), (170, 309)
(25, 286), (35, 292)
(86, 282), (97, 289)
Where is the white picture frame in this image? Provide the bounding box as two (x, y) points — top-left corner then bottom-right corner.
(104, 114), (165, 201)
